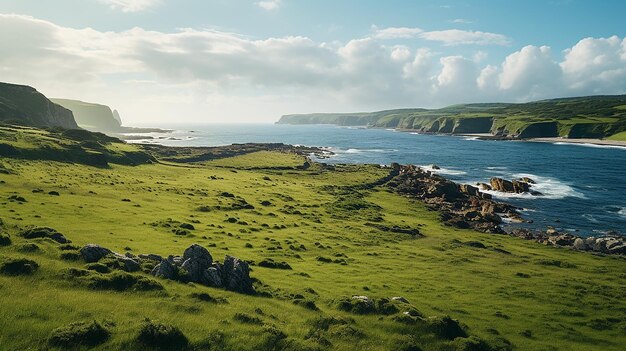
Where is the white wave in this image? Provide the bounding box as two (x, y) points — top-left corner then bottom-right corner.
(463, 136), (480, 141)
(337, 148), (397, 154)
(486, 166), (508, 170)
(583, 214), (600, 223)
(618, 208), (626, 217)
(483, 173), (585, 200)
(410, 132), (420, 135)
(421, 165), (467, 176)
(553, 142), (626, 150)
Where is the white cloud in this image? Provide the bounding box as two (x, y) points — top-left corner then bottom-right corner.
(0, 13), (625, 123)
(98, 0), (160, 12)
(451, 19), (472, 24)
(373, 26), (510, 46)
(257, 0), (281, 10)
(420, 29), (510, 46)
(373, 27), (424, 39)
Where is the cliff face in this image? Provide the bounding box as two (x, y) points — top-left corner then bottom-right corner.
(51, 99), (122, 132)
(0, 82), (78, 129)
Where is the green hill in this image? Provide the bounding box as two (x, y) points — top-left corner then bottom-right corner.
(0, 82), (78, 129)
(277, 95), (626, 139)
(0, 125), (624, 350)
(51, 99), (123, 132)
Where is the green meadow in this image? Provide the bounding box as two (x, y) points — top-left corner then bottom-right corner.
(0, 126), (624, 351)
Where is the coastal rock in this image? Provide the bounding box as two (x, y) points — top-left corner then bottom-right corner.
(204, 265), (223, 288)
(547, 234), (575, 247)
(80, 244), (113, 263)
(573, 238), (588, 251)
(489, 177), (531, 193)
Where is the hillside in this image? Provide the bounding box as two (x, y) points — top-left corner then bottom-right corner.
(0, 126), (624, 351)
(277, 95), (626, 139)
(0, 82), (78, 129)
(51, 99), (123, 132)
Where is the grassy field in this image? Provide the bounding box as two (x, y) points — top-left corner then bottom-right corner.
(0, 127), (625, 351)
(607, 131), (626, 141)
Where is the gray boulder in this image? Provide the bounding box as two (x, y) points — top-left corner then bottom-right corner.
(572, 238), (588, 251)
(204, 264), (223, 288)
(222, 255), (254, 294)
(115, 254), (141, 272)
(181, 244), (213, 284)
(80, 244), (113, 263)
(151, 259), (177, 280)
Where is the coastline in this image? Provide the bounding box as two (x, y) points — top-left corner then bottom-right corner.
(528, 137), (626, 147)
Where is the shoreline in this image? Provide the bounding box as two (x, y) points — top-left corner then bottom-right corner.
(528, 137), (626, 147)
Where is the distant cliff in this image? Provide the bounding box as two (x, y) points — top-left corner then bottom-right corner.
(51, 99), (122, 132)
(277, 95), (626, 139)
(0, 82), (78, 129)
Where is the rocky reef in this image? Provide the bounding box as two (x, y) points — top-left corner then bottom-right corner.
(509, 228), (625, 256)
(386, 164), (521, 234)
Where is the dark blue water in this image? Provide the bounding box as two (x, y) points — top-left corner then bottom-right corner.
(125, 124), (626, 237)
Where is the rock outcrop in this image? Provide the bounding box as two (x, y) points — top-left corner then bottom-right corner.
(149, 244), (254, 294)
(386, 164), (521, 233)
(508, 229), (626, 255)
(0, 82), (78, 129)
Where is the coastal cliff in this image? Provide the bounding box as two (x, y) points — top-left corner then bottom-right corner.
(0, 82), (78, 129)
(277, 95), (626, 139)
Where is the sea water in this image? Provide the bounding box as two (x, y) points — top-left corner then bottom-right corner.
(124, 124), (626, 237)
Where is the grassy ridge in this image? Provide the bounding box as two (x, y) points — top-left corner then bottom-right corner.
(277, 95), (626, 139)
(0, 126), (625, 350)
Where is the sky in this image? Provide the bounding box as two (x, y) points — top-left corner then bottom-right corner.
(1, 0), (625, 125)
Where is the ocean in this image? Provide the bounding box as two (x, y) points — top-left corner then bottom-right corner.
(124, 123), (626, 237)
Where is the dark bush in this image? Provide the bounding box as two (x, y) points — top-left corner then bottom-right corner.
(189, 292), (216, 303)
(179, 223), (195, 230)
(86, 263), (111, 274)
(84, 271), (163, 292)
(450, 336), (491, 351)
(60, 251), (82, 261)
(58, 244), (80, 251)
(293, 298), (319, 311)
(17, 243), (40, 252)
(48, 321), (110, 348)
(233, 313), (263, 325)
(18, 227), (69, 243)
(0, 234), (11, 246)
(258, 259), (292, 270)
(426, 316), (467, 340)
(0, 257), (39, 275)
(136, 320), (189, 350)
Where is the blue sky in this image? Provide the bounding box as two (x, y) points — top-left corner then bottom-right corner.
(1, 0), (625, 123)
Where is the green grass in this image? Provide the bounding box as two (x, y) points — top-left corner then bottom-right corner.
(607, 131), (626, 141)
(0, 128), (624, 350)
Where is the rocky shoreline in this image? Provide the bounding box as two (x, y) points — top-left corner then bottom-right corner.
(382, 163), (625, 256)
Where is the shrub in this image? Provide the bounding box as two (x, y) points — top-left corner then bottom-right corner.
(60, 251), (82, 261)
(48, 321), (110, 348)
(86, 263), (111, 274)
(293, 298), (319, 311)
(426, 316), (467, 340)
(258, 259), (292, 270)
(84, 271), (163, 292)
(233, 313), (263, 325)
(189, 292), (216, 303)
(16, 243), (40, 252)
(0, 257), (39, 275)
(136, 320), (189, 350)
(0, 234), (11, 246)
(450, 336), (491, 351)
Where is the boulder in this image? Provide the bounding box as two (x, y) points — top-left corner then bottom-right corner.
(115, 254), (141, 272)
(80, 244), (113, 263)
(572, 238), (588, 251)
(222, 255), (254, 294)
(547, 234), (575, 246)
(181, 244), (213, 284)
(204, 265), (223, 288)
(151, 259), (177, 280)
(391, 296), (410, 304)
(489, 178), (531, 193)
(519, 177), (536, 184)
(459, 184), (479, 196)
(139, 254), (163, 262)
